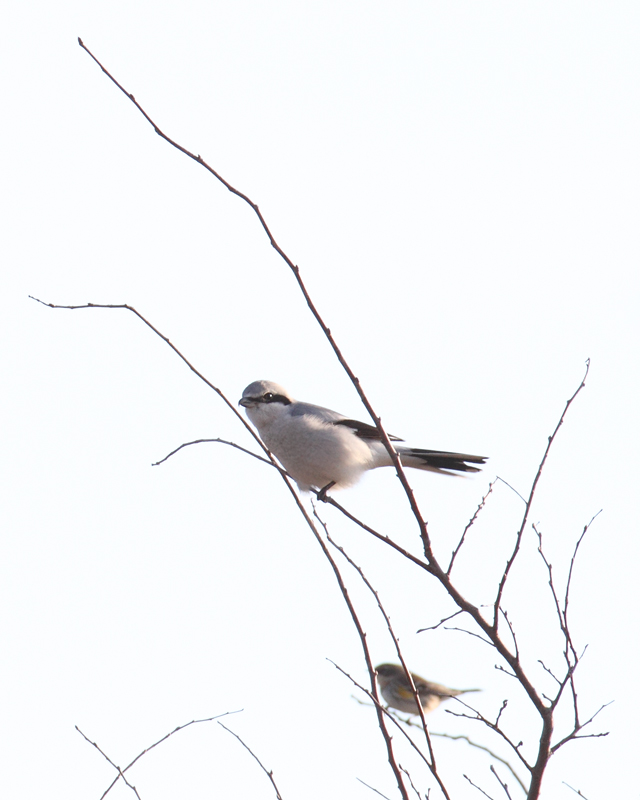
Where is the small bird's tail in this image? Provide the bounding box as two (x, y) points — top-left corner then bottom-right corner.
(398, 448), (487, 475)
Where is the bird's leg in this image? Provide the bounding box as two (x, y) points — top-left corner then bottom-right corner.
(317, 481), (336, 502)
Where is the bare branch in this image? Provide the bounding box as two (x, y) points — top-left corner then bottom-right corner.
(356, 777), (394, 800)
(443, 625), (495, 648)
(445, 698), (531, 773)
(29, 297), (270, 460)
(464, 773), (498, 799)
(493, 360), (590, 633)
(417, 610), (464, 633)
(152, 437), (282, 470)
(428, 732), (526, 794)
(218, 722), (284, 800)
(76, 711), (241, 799)
(75, 726), (142, 798)
(490, 764), (514, 800)
(494, 477), (527, 505)
(448, 481), (495, 575)
(399, 765), (424, 800)
(499, 610), (519, 660)
(562, 782), (591, 799)
(323, 495), (432, 571)
(550, 701), (612, 754)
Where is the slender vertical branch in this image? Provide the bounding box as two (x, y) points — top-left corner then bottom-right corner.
(493, 360), (590, 632)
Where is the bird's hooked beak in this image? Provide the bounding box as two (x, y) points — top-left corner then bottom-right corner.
(238, 396), (256, 408)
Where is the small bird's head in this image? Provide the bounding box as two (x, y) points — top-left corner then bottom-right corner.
(375, 663), (406, 685)
(239, 381), (294, 426)
(239, 380), (292, 409)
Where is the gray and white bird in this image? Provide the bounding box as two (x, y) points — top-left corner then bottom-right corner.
(239, 380), (486, 494)
(375, 663), (480, 715)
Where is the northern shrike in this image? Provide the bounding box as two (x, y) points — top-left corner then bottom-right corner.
(239, 380), (486, 494)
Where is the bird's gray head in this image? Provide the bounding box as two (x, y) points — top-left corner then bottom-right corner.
(239, 380), (293, 410)
(375, 664), (405, 681)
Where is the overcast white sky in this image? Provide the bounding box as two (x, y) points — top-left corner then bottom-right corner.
(2, 2), (639, 798)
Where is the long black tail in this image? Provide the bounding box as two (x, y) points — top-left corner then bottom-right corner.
(398, 447), (487, 474)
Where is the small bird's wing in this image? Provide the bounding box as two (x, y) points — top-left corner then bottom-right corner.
(333, 418), (404, 442)
(288, 401), (347, 423)
(289, 404), (404, 441)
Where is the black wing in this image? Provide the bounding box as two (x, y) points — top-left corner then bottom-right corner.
(333, 418), (404, 442)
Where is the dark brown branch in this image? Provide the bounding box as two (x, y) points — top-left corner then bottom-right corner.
(218, 722), (284, 800)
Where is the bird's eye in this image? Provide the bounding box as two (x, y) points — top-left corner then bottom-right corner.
(263, 392), (274, 402)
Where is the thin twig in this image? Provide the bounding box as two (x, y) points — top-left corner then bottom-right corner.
(218, 722), (284, 800)
(464, 773), (498, 800)
(356, 778), (394, 800)
(399, 765), (424, 799)
(417, 610), (464, 633)
(75, 727), (142, 798)
(562, 782), (590, 799)
(76, 711), (241, 799)
(448, 481), (495, 575)
(152, 438), (283, 470)
(428, 732), (526, 794)
(445, 698), (531, 773)
(490, 764), (513, 800)
(493, 360), (590, 632)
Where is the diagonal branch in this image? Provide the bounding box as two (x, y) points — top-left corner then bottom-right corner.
(448, 481), (495, 576)
(77, 711), (241, 799)
(218, 722), (284, 800)
(76, 37), (433, 555)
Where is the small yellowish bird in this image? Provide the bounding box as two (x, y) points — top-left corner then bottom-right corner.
(375, 663), (480, 714)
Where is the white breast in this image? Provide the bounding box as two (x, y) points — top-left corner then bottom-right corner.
(255, 409), (376, 491)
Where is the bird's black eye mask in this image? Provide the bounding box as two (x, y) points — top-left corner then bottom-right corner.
(260, 392), (291, 405)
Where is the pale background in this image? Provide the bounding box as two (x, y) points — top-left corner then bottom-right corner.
(2, 2), (639, 798)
